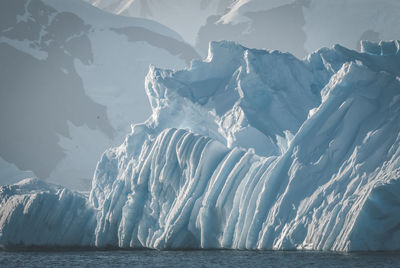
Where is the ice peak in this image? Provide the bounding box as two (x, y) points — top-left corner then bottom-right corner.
(206, 40), (246, 62)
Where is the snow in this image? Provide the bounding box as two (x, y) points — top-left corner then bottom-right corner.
(196, 0), (400, 58)
(49, 122), (113, 190)
(144, 41), (321, 157)
(83, 0), (231, 45)
(84, 0), (400, 58)
(0, 0), (197, 190)
(1, 41), (399, 251)
(43, 0), (183, 42)
(74, 29), (189, 133)
(219, 0), (294, 25)
(0, 37), (47, 60)
(0, 158), (35, 187)
(303, 0), (400, 54)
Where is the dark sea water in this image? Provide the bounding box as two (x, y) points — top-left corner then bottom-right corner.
(1, 250), (399, 268)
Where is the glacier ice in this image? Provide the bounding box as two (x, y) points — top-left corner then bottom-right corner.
(1, 40), (400, 251)
(0, 178), (95, 247)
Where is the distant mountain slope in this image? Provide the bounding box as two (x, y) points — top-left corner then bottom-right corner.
(84, 0), (234, 45)
(0, 0), (199, 190)
(85, 0), (400, 58)
(196, 0), (400, 58)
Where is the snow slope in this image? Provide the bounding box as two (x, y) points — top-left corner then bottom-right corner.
(0, 0), (199, 190)
(84, 0), (233, 45)
(197, 0), (400, 58)
(1, 40), (399, 251)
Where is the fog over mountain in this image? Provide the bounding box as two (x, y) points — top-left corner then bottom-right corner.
(0, 0), (198, 190)
(84, 0), (233, 45)
(86, 0), (400, 59)
(197, 0), (400, 58)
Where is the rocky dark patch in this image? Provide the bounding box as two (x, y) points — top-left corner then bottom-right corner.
(0, 0), (113, 179)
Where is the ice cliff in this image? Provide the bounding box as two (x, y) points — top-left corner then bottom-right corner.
(1, 40), (399, 251)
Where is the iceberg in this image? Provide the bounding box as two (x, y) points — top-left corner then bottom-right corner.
(1, 40), (399, 251)
(0, 178), (95, 247)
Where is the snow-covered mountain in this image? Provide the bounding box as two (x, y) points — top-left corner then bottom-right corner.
(1, 40), (399, 251)
(0, 0), (199, 190)
(84, 0), (234, 45)
(84, 0), (400, 58)
(197, 0), (400, 58)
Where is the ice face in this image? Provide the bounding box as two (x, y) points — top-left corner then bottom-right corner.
(144, 41), (322, 157)
(0, 178), (96, 247)
(1, 40), (399, 251)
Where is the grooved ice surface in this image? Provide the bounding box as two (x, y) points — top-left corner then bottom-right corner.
(1, 40), (399, 251)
